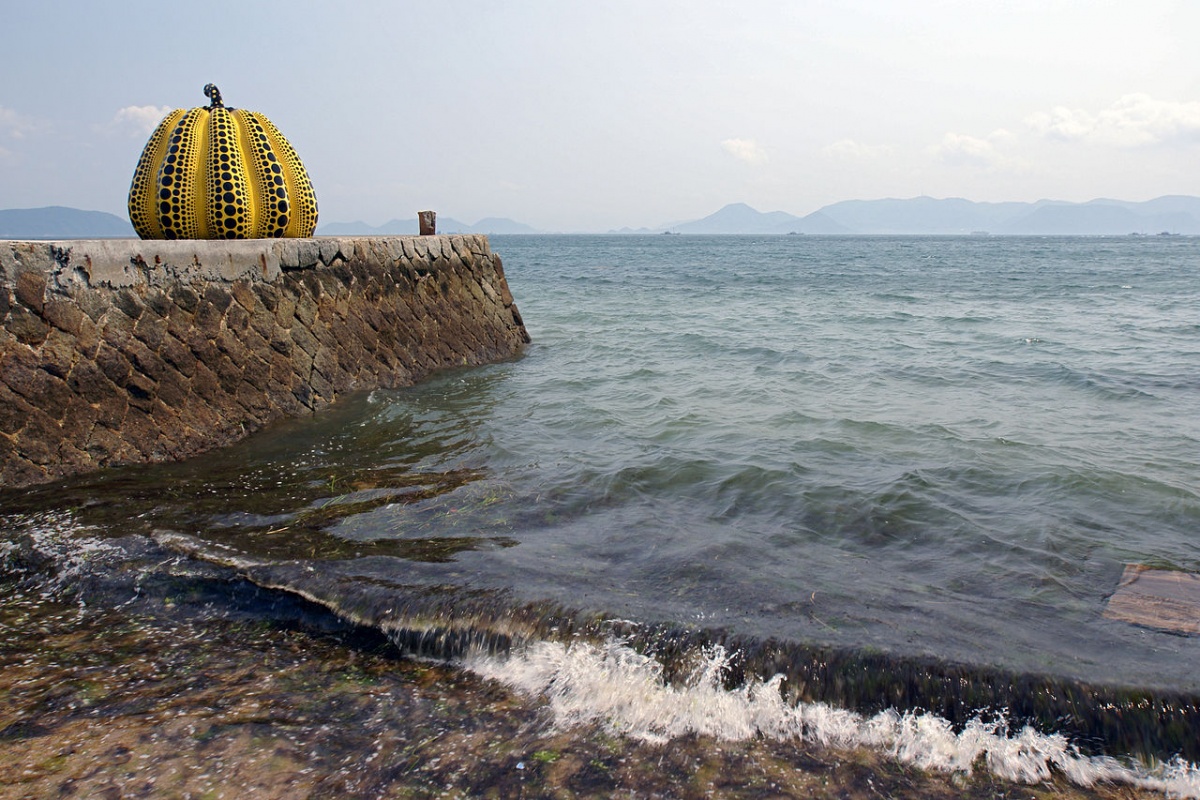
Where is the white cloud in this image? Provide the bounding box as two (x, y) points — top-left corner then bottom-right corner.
(111, 105), (174, 137)
(0, 105), (42, 139)
(1026, 94), (1200, 147)
(921, 130), (1017, 170)
(1025, 107), (1095, 142)
(931, 131), (998, 165)
(721, 137), (768, 166)
(822, 138), (893, 160)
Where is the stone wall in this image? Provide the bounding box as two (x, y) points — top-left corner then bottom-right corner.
(0, 235), (529, 488)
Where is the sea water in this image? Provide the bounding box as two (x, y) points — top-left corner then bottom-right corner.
(3, 234), (1199, 795)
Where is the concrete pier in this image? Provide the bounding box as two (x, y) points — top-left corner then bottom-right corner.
(0, 235), (529, 487)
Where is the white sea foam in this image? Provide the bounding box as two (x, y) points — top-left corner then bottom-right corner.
(1, 511), (122, 598)
(466, 638), (1200, 798)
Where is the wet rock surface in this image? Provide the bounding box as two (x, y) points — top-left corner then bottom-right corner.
(0, 576), (1159, 800)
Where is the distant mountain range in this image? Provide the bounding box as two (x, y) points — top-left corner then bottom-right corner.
(656, 196), (1200, 235)
(317, 216), (538, 235)
(319, 196), (1200, 235)
(0, 206), (135, 239)
(0, 207), (536, 239)
(4, 196), (1199, 239)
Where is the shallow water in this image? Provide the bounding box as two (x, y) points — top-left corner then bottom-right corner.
(1, 570), (1180, 800)
(3, 234), (1199, 795)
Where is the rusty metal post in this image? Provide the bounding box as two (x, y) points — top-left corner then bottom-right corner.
(418, 210), (436, 236)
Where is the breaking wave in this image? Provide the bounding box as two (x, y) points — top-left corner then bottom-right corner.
(468, 638), (1200, 797)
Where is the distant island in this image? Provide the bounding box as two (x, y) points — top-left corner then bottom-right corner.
(641, 196), (1200, 236)
(0, 206), (135, 239)
(317, 216), (538, 236)
(4, 196), (1199, 239)
(321, 196), (1198, 236)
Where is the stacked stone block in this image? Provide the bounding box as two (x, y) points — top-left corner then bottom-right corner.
(0, 235), (529, 488)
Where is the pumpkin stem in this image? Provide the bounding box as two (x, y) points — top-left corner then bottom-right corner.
(204, 84), (224, 109)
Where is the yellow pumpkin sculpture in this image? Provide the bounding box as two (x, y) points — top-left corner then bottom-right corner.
(128, 84), (318, 239)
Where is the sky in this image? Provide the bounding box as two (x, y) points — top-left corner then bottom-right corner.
(2, 0), (1199, 232)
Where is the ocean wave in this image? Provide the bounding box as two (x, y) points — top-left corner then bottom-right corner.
(7, 518), (1200, 796)
(468, 638), (1200, 797)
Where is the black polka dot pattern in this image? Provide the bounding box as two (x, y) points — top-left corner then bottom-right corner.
(237, 112), (291, 238)
(254, 113), (318, 238)
(157, 109), (207, 240)
(206, 107), (252, 239)
(127, 87), (318, 239)
(128, 109), (186, 239)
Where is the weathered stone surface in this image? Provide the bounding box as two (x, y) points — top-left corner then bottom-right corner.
(0, 235), (529, 487)
(1104, 564), (1200, 635)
